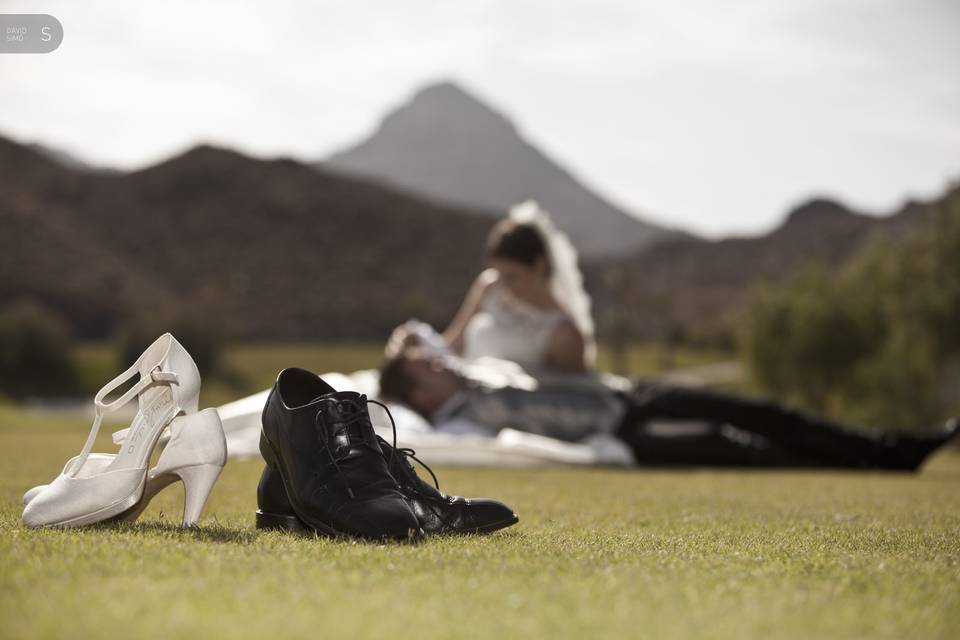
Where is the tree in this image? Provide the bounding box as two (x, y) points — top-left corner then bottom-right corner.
(741, 189), (960, 432)
(0, 300), (76, 398)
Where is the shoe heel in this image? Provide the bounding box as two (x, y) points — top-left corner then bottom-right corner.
(177, 463), (222, 527)
(255, 509), (313, 534)
(259, 431), (279, 469)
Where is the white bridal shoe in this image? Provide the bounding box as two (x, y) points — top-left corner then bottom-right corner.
(22, 333), (225, 528)
(22, 409), (227, 526)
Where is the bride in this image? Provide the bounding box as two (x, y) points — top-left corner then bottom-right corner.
(388, 201), (596, 373)
(215, 202), (601, 461)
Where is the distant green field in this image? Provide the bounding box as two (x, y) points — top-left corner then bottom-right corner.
(69, 341), (733, 407)
(71, 341), (390, 407)
(0, 406), (957, 639)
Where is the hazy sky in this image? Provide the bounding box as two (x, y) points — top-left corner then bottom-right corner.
(3, 0), (958, 236)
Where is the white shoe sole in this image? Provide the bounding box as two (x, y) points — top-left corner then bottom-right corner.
(41, 478), (145, 528)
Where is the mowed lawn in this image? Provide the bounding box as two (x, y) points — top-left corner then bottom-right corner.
(0, 403), (957, 640)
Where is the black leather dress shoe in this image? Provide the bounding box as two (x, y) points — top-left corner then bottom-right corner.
(257, 401), (519, 535)
(259, 368), (423, 541)
(257, 452), (519, 535)
(888, 418), (960, 470)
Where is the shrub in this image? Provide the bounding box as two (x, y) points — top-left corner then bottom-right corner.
(117, 312), (224, 377)
(0, 300), (77, 398)
(741, 191), (960, 432)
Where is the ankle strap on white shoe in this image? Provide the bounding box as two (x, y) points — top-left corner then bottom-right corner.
(66, 363), (180, 477)
(94, 367), (179, 413)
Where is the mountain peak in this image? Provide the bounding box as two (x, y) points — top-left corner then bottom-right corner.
(374, 79), (517, 139)
(782, 198), (857, 227)
(139, 143), (249, 174)
(411, 80), (479, 103)
(324, 80), (668, 258)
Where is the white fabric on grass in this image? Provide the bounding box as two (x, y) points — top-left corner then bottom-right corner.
(217, 368), (634, 467)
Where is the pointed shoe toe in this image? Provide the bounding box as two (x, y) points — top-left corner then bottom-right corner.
(22, 485), (44, 507)
(458, 497), (519, 534)
(22, 468), (144, 528)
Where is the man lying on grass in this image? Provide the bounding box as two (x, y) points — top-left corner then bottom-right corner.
(379, 350), (958, 470)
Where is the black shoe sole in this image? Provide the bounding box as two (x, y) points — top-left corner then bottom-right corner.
(465, 515), (520, 535)
(256, 509), (320, 535)
(254, 509), (423, 543)
(443, 514), (519, 535)
(257, 509), (519, 536)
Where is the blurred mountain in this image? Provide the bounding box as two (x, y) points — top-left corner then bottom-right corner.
(0, 137), (175, 336)
(324, 81), (674, 258)
(0, 136), (493, 340)
(27, 141), (119, 174)
(587, 190), (952, 343)
(1, 133), (951, 346)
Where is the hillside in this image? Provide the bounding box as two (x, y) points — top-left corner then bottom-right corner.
(586, 192), (949, 342)
(324, 81), (671, 259)
(2, 134), (950, 345)
(0, 137), (494, 340)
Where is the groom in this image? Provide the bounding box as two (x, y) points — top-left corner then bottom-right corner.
(378, 351), (958, 470)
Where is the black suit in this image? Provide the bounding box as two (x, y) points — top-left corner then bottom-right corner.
(616, 383), (940, 470)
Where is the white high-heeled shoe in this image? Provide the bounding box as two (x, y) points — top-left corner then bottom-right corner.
(23, 409), (227, 526)
(22, 333), (210, 528)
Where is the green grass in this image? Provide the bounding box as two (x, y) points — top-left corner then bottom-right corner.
(1, 405), (957, 639)
(595, 342), (732, 378)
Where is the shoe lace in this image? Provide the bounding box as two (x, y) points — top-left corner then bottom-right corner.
(364, 399), (442, 491)
(313, 396), (403, 500)
(393, 444), (441, 490)
(366, 399), (398, 467)
(364, 399), (442, 492)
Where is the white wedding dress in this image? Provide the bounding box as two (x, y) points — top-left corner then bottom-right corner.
(462, 279), (567, 372)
